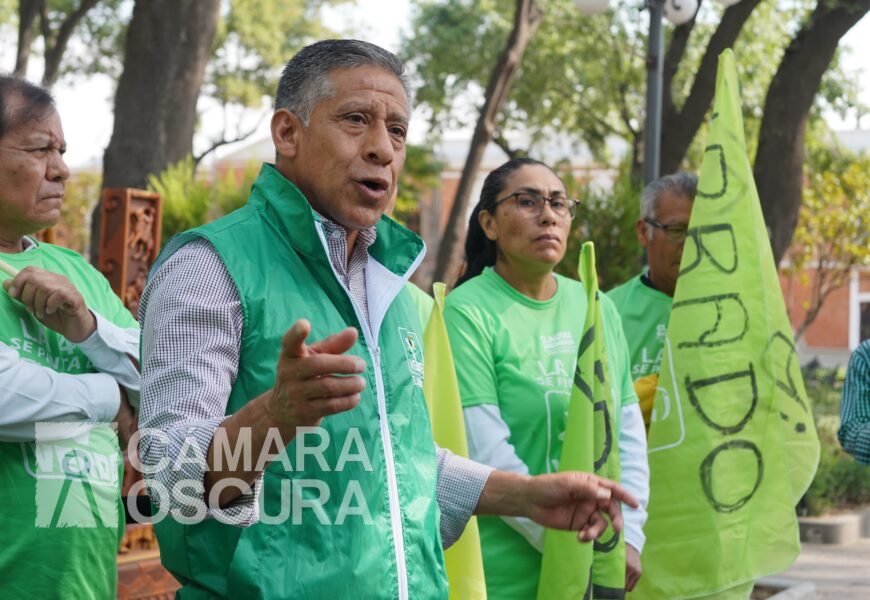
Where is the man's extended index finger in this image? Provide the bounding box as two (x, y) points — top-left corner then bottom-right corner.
(308, 326), (359, 356)
(281, 319), (312, 359)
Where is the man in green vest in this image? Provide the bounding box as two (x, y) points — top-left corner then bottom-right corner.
(608, 172), (697, 430)
(0, 76), (139, 599)
(139, 39), (637, 599)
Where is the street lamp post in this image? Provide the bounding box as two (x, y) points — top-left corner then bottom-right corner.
(578, 0), (739, 185)
(643, 0), (665, 185)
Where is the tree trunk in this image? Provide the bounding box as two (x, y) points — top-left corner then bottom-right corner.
(659, 0), (762, 175)
(92, 0), (220, 261)
(13, 0), (44, 77)
(430, 0), (544, 285)
(754, 0), (870, 265)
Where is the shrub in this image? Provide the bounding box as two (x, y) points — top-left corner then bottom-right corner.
(148, 156), (213, 244)
(798, 368), (870, 516)
(554, 163), (642, 290)
(148, 156), (260, 244)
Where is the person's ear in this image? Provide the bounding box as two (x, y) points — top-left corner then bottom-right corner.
(271, 108), (304, 159)
(479, 209), (498, 242)
(636, 218), (649, 247)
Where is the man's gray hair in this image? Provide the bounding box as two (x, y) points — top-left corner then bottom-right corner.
(274, 39), (410, 126)
(640, 172), (698, 223)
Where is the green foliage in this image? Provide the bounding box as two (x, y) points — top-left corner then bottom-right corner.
(402, 0), (861, 169)
(554, 164), (642, 291)
(0, 0), (16, 26)
(792, 145), (870, 273)
(801, 417), (870, 516)
(784, 132), (870, 335)
(4, 0), (353, 150)
(58, 0), (130, 81)
(0, 0), (131, 82)
(207, 0), (349, 108)
(147, 156), (214, 243)
(799, 366), (870, 516)
(403, 0), (646, 161)
(148, 156), (262, 244)
(214, 161), (260, 215)
(803, 363), (846, 418)
(393, 144), (444, 229)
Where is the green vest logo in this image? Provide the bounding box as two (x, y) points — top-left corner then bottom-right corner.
(30, 422), (119, 528)
(398, 327), (424, 388)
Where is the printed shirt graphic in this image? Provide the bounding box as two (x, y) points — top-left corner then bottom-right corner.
(607, 274), (672, 381)
(0, 242), (134, 600)
(608, 274), (673, 427)
(444, 267), (634, 598)
(630, 50), (820, 600)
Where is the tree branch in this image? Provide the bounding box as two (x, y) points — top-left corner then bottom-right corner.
(431, 0), (545, 285)
(755, 0), (870, 265)
(617, 81), (636, 137)
(659, 0), (763, 174)
(38, 1), (50, 46)
(14, 0), (44, 77)
(491, 130), (525, 160)
(660, 1), (699, 124)
(193, 109), (270, 169)
(42, 0), (101, 88)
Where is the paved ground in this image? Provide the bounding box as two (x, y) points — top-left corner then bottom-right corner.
(773, 538), (870, 599)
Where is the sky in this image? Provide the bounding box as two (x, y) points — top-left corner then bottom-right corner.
(4, 0), (867, 170)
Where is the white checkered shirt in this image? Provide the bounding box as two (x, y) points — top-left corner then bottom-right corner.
(138, 217), (491, 547)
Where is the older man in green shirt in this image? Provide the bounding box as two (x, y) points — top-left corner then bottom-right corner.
(0, 75), (139, 599)
(607, 172), (696, 429)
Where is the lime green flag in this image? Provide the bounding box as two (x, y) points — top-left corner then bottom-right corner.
(538, 242), (625, 600)
(423, 282), (487, 600)
(630, 50), (820, 599)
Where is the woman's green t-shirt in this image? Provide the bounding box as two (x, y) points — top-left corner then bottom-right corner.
(444, 267), (635, 598)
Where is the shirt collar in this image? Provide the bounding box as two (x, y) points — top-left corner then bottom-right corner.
(21, 236), (38, 252)
(316, 213), (378, 260)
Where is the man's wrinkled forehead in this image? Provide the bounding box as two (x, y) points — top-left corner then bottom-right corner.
(0, 91), (57, 139)
(319, 65), (413, 115)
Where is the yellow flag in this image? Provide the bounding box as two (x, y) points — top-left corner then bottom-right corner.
(630, 50), (820, 599)
(423, 282), (487, 600)
(538, 242), (625, 600)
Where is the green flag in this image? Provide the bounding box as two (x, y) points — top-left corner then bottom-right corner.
(538, 242), (625, 600)
(631, 49), (820, 599)
(423, 282), (487, 600)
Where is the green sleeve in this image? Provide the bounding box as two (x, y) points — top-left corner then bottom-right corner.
(443, 302), (499, 408)
(602, 296), (638, 408)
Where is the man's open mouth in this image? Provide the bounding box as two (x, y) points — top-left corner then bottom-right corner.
(358, 178), (389, 193)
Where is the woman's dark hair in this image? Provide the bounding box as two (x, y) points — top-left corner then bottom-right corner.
(454, 157), (557, 287)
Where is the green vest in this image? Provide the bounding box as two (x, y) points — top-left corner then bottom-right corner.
(151, 164), (446, 599)
(0, 242), (133, 600)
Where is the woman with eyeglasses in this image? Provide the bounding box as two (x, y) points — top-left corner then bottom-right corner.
(443, 157), (649, 597)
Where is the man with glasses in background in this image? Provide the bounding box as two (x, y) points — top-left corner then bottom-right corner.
(607, 172), (697, 430)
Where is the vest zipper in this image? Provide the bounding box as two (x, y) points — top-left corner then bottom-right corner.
(371, 346), (409, 600)
(312, 223), (409, 600)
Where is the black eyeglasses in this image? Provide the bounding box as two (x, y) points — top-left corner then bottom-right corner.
(491, 192), (579, 219)
(644, 217), (689, 243)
